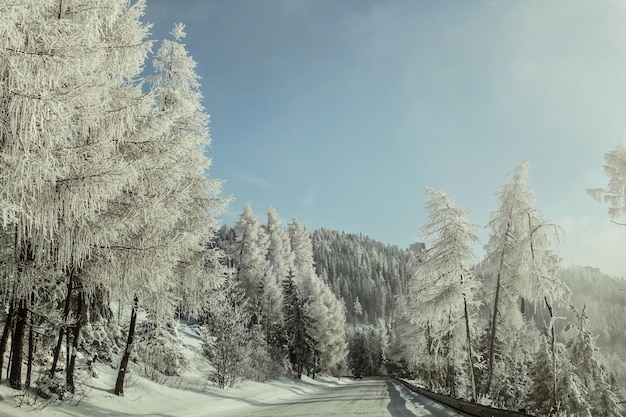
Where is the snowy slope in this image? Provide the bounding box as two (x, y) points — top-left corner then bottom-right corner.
(0, 321), (346, 417)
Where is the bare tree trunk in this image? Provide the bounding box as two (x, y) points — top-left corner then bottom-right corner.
(544, 297), (557, 413)
(463, 296), (476, 401)
(486, 222), (510, 395)
(25, 293), (36, 389)
(115, 296), (138, 396)
(9, 298), (27, 390)
(65, 315), (71, 373)
(50, 269), (74, 378)
(426, 321), (433, 390)
(0, 303), (15, 382)
(6, 325), (13, 382)
(486, 268), (502, 395)
(66, 289), (84, 393)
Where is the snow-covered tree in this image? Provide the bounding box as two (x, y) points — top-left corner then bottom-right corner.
(202, 281), (250, 389)
(316, 286), (348, 375)
(483, 161), (564, 397)
(109, 23), (226, 395)
(527, 331), (591, 417)
(230, 204), (269, 303)
(566, 305), (622, 417)
(282, 272), (315, 379)
(0, 0), (152, 391)
(353, 297), (364, 317)
(348, 325), (387, 377)
(587, 142), (626, 220)
(288, 218), (316, 282)
(266, 207), (295, 284)
(134, 319), (189, 380)
(148, 22), (227, 319)
(0, 0), (227, 397)
(288, 218), (347, 376)
(262, 207), (293, 345)
(410, 188), (480, 400)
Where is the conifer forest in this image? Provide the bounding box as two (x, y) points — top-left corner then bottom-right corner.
(0, 1), (626, 417)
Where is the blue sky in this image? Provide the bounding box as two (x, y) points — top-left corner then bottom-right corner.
(143, 0), (626, 277)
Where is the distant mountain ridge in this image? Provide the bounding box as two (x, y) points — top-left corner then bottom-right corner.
(556, 265), (626, 360)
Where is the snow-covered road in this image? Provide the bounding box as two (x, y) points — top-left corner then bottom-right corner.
(211, 377), (468, 417)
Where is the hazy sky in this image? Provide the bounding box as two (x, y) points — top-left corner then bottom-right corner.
(143, 0), (626, 277)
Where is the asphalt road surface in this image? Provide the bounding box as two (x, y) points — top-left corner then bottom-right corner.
(211, 377), (470, 417)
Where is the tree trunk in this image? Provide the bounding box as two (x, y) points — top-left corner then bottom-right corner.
(25, 321), (35, 390)
(9, 298), (27, 390)
(25, 293), (36, 389)
(425, 321), (433, 391)
(66, 289), (84, 393)
(463, 296), (477, 402)
(446, 310), (456, 397)
(0, 303), (15, 382)
(115, 296), (138, 396)
(65, 313), (71, 373)
(544, 297), (557, 413)
(50, 269), (74, 378)
(485, 270), (501, 395)
(6, 324), (13, 382)
(486, 221), (510, 395)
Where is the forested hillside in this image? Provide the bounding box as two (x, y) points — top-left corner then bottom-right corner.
(558, 266), (626, 360)
(310, 229), (415, 324)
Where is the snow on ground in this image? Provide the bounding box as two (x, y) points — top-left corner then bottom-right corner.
(0, 321), (348, 417)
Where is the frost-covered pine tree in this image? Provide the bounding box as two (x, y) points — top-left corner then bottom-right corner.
(288, 218), (347, 376)
(587, 142), (626, 220)
(0, 0), (152, 391)
(483, 161), (564, 397)
(288, 218), (317, 283)
(353, 297), (364, 317)
(266, 207), (295, 283)
(410, 188), (480, 400)
(231, 204), (269, 304)
(316, 286), (348, 374)
(149, 22), (227, 318)
(262, 207), (294, 346)
(202, 280), (250, 389)
(527, 330), (591, 417)
(107, 23), (226, 395)
(566, 305), (622, 417)
(282, 271), (315, 379)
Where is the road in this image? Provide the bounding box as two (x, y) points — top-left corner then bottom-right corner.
(211, 377), (470, 417)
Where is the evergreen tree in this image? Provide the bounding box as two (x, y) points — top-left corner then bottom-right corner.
(282, 272), (315, 379)
(587, 142), (626, 219)
(527, 327), (593, 416)
(566, 305), (622, 417)
(231, 204), (269, 304)
(483, 161), (564, 398)
(148, 23), (227, 320)
(410, 188), (480, 400)
(110, 23), (226, 395)
(0, 0), (152, 391)
(288, 218), (347, 375)
(262, 207), (293, 345)
(202, 281), (250, 389)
